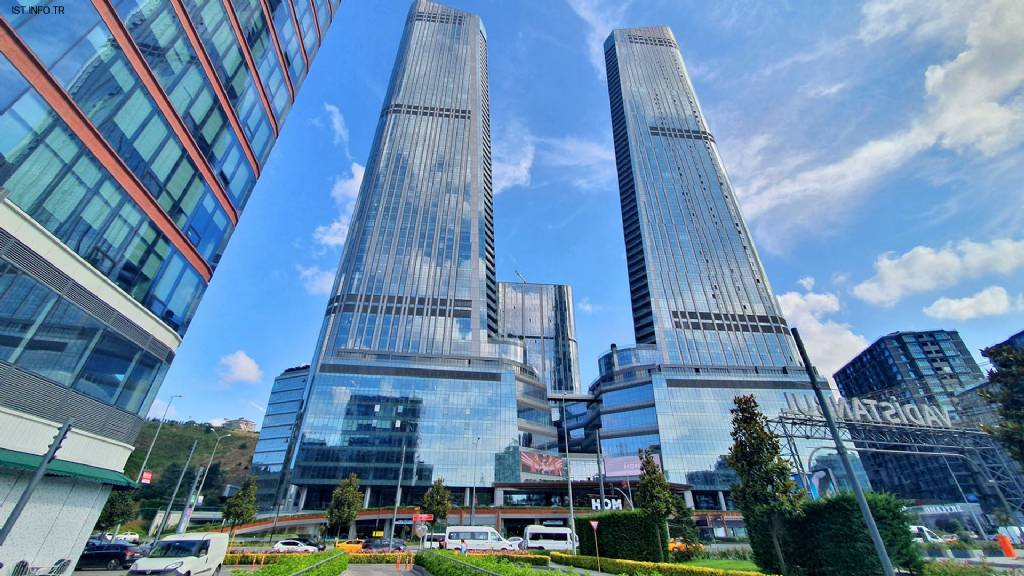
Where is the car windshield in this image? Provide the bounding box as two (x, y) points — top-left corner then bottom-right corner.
(149, 541), (203, 558)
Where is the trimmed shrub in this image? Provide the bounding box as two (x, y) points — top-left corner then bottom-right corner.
(415, 551), (547, 576)
(469, 553), (550, 566)
(246, 551), (346, 576)
(550, 552), (765, 576)
(575, 510), (665, 562)
(783, 492), (923, 576)
(922, 562), (1002, 576)
(348, 553), (413, 564)
(295, 553), (348, 576)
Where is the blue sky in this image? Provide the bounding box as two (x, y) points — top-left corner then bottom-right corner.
(154, 0), (1024, 425)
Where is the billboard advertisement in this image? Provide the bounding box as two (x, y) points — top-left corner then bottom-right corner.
(604, 454), (660, 478)
(521, 451), (565, 477)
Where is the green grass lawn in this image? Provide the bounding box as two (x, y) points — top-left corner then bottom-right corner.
(681, 559), (762, 572)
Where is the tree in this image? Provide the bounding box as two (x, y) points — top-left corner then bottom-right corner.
(326, 473), (363, 537)
(96, 490), (139, 531)
(980, 344), (1024, 466)
(222, 477), (257, 533)
(421, 478), (451, 525)
(634, 449), (674, 561)
(727, 395), (803, 575)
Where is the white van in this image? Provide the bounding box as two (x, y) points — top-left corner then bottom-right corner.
(423, 533), (446, 549)
(444, 526), (515, 551)
(129, 533), (228, 576)
(522, 525), (576, 551)
(909, 525), (943, 544)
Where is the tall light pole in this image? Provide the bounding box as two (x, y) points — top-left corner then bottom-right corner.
(137, 394), (183, 482)
(156, 440), (197, 538)
(178, 432), (230, 532)
(388, 438), (407, 551)
(792, 328), (895, 576)
(470, 436), (480, 525)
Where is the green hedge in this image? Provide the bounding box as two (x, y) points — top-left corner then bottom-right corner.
(347, 553), (413, 564)
(922, 562), (1004, 576)
(575, 510), (665, 562)
(550, 552), (765, 576)
(295, 553), (348, 576)
(245, 551), (346, 576)
(469, 553), (549, 566)
(784, 492), (923, 576)
(415, 551), (547, 576)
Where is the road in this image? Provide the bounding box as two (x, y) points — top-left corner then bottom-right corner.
(73, 568), (258, 576)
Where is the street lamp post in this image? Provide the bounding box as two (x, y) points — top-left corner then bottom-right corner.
(137, 395), (183, 482)
(178, 432), (230, 533)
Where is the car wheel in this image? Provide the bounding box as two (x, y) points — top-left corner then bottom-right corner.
(106, 559), (121, 570)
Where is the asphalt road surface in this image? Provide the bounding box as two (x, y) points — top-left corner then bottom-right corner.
(73, 567), (259, 576)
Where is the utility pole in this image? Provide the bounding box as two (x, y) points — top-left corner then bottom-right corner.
(596, 429), (606, 509)
(176, 465), (204, 533)
(137, 395), (182, 482)
(470, 436), (480, 524)
(180, 433), (230, 533)
(156, 440), (197, 538)
(388, 438), (407, 551)
(0, 419), (73, 546)
(561, 399), (577, 550)
(792, 328), (895, 576)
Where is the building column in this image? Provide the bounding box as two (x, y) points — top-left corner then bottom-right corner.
(684, 490), (694, 509)
(717, 491), (727, 511)
(464, 487), (471, 507)
(364, 486), (372, 509)
(298, 486), (308, 511)
(494, 487), (504, 506)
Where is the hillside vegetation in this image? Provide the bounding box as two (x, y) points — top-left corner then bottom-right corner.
(123, 420), (258, 518)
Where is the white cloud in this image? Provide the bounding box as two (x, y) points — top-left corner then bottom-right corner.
(803, 81), (848, 98)
(777, 290), (870, 379)
(566, 0), (629, 79)
(536, 134), (616, 190)
(493, 121), (535, 194)
(147, 398), (178, 420)
(798, 276), (816, 290)
(732, 0), (1024, 248)
(331, 162), (364, 203)
(852, 238), (1024, 306)
(323, 103), (350, 153)
(577, 297), (595, 314)
(217, 350), (263, 384)
(313, 162), (364, 250)
(297, 265), (335, 295)
(923, 286), (1023, 320)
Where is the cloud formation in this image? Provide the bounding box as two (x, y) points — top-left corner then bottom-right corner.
(852, 238), (1024, 306)
(217, 350), (263, 384)
(313, 162), (364, 249)
(923, 286), (1023, 320)
(777, 288), (869, 378)
(493, 121), (535, 194)
(147, 397), (178, 420)
(491, 120), (616, 194)
(297, 265), (335, 295)
(566, 0), (629, 79)
(731, 0), (1024, 249)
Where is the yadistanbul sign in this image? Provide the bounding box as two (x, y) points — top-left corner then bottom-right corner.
(783, 392), (953, 428)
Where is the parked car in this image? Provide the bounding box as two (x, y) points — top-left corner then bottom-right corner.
(444, 527), (515, 551)
(118, 532), (141, 544)
(272, 540), (319, 553)
(362, 538), (406, 552)
(335, 539), (365, 553)
(77, 543), (141, 570)
(506, 537), (524, 550)
(129, 533), (229, 576)
(295, 537), (326, 551)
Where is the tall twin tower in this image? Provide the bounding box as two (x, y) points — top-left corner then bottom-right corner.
(269, 1), (817, 511)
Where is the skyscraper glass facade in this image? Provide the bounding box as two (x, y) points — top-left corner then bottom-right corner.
(285, 1), (557, 511)
(497, 282), (580, 394)
(596, 27), (833, 498)
(0, 0), (335, 565)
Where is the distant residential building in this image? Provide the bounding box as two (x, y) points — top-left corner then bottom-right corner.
(834, 330), (991, 504)
(497, 282), (581, 395)
(221, 417), (257, 432)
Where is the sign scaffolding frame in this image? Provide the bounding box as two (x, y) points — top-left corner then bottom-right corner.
(768, 413), (1024, 518)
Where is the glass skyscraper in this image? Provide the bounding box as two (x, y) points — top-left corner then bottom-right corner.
(497, 282), (580, 395)
(283, 1), (557, 514)
(592, 27), (829, 507)
(0, 0), (335, 565)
